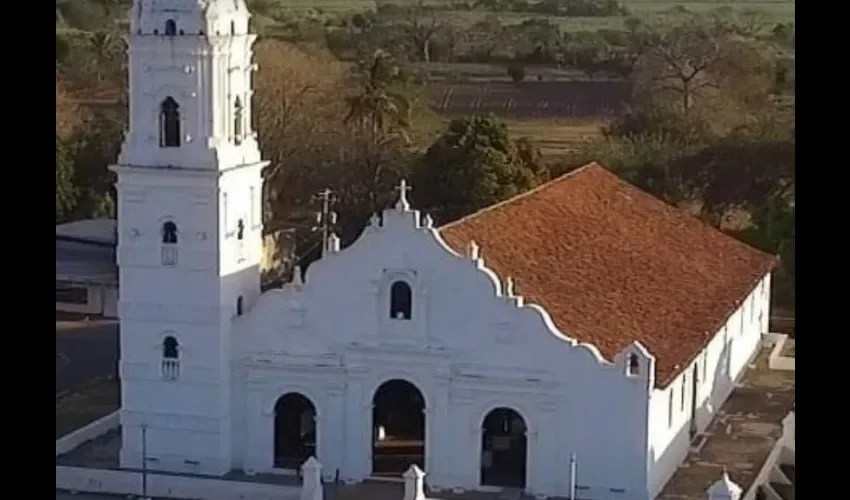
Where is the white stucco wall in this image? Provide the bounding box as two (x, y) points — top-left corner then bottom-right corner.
(231, 206), (656, 500)
(646, 273), (772, 498)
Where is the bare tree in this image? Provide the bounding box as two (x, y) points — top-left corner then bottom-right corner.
(632, 21), (774, 118)
(403, 5), (443, 63)
(253, 40), (350, 223)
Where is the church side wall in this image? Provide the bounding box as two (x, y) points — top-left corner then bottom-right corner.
(646, 273), (772, 498)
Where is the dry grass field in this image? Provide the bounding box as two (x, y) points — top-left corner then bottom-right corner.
(506, 118), (604, 159)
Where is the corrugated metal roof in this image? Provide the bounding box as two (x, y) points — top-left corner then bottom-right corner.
(56, 240), (117, 286)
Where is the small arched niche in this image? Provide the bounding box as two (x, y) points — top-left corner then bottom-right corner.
(161, 335), (180, 380)
(389, 280), (412, 320)
(627, 353), (640, 376)
(165, 19), (177, 36)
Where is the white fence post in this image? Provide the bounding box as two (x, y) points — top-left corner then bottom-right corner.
(403, 465), (426, 500)
(301, 457), (323, 500)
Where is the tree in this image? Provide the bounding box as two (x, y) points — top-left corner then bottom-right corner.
(56, 135), (77, 222)
(341, 50), (420, 224)
(252, 40), (350, 224)
(344, 50), (413, 146)
(412, 115), (547, 223)
(402, 5), (443, 63)
(465, 15), (503, 60)
(671, 137), (795, 224)
(738, 198), (794, 306)
(56, 76), (82, 140)
(629, 20), (775, 122)
(252, 42), (432, 257)
(67, 109), (123, 220)
(88, 30), (124, 85)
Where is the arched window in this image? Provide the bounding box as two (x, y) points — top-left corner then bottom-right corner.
(236, 296), (244, 316)
(236, 219), (245, 240)
(390, 281), (412, 320)
(163, 336), (179, 359)
(233, 97), (243, 145)
(627, 354), (640, 376)
(162, 221), (178, 244)
(159, 97), (181, 148)
(165, 19), (177, 36)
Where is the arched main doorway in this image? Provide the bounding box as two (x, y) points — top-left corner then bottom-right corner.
(273, 393), (317, 470)
(480, 407), (528, 489)
(371, 379), (425, 476)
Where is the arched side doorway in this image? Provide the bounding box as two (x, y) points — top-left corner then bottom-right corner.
(371, 379), (426, 476)
(480, 407), (528, 489)
(273, 393), (317, 470)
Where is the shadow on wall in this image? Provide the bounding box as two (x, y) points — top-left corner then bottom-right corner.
(649, 341), (733, 498)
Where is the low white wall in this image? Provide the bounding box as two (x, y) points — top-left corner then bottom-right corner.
(768, 334), (795, 371)
(56, 466), (302, 500)
(56, 283), (118, 318)
(56, 410), (120, 457)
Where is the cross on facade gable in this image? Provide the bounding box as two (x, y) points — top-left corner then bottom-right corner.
(395, 179), (412, 210)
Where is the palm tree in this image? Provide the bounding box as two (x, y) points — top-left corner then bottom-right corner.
(342, 51), (415, 217)
(344, 50), (412, 146)
(89, 31), (119, 84)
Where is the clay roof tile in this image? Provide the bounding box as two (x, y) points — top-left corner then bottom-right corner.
(439, 163), (778, 387)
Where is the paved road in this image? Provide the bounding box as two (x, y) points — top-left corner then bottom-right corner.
(56, 321), (119, 394)
(56, 493), (134, 500)
(56, 493), (163, 500)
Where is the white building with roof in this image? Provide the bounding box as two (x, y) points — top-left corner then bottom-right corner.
(112, 2), (778, 499)
(56, 218), (119, 317)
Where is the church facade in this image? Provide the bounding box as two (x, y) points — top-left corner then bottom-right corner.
(112, 3), (778, 500)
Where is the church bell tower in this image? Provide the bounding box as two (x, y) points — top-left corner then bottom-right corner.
(111, 0), (266, 476)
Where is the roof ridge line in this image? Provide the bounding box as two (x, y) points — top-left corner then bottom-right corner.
(438, 162), (603, 231)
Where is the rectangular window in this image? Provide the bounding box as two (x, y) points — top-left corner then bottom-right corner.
(750, 295), (755, 323)
(668, 390), (674, 428)
(740, 307), (745, 335)
(702, 352), (708, 383)
(681, 375), (686, 411)
(56, 283), (87, 304)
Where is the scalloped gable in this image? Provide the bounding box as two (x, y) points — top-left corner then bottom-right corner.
(438, 163), (778, 387)
(247, 183), (648, 377)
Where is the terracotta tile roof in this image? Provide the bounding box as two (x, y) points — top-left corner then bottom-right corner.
(439, 163), (778, 387)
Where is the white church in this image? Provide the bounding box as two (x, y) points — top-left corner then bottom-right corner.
(112, 2), (779, 499)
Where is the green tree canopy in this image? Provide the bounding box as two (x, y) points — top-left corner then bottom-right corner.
(412, 115), (547, 224)
(56, 135), (77, 222)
